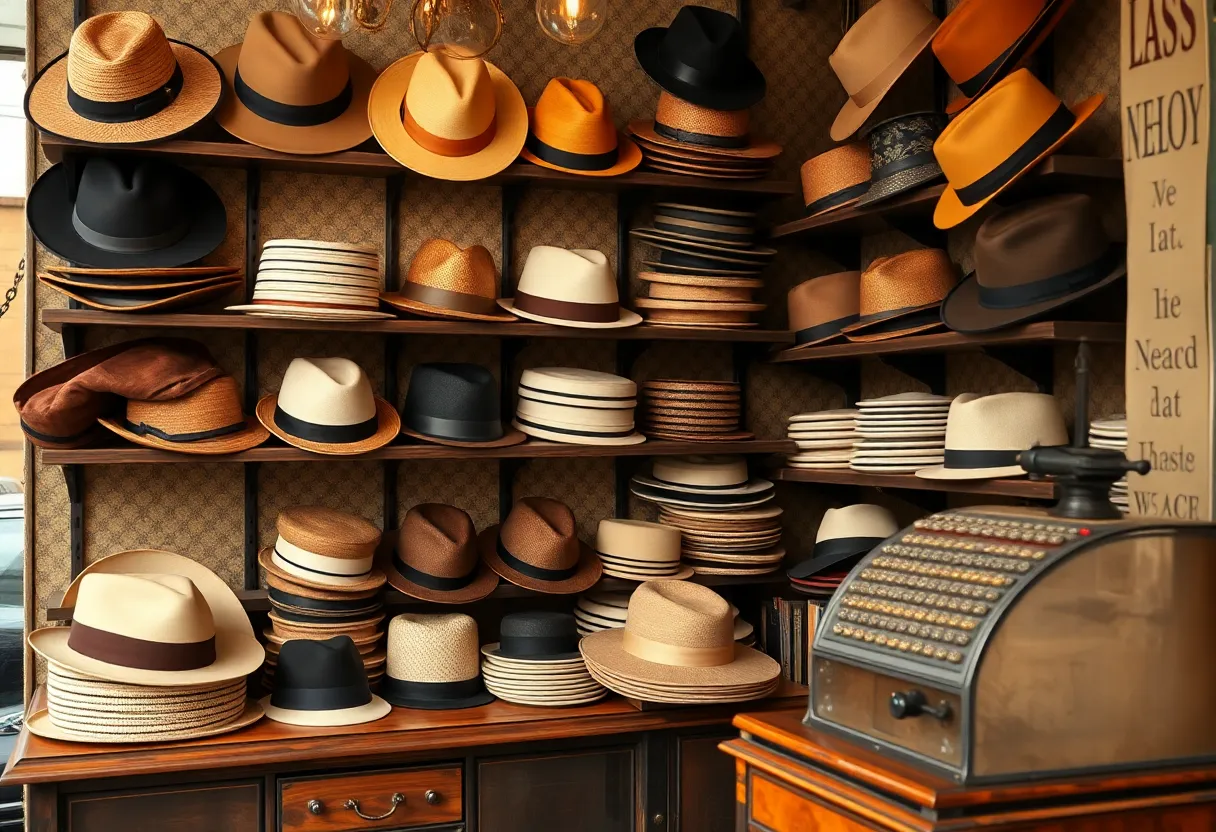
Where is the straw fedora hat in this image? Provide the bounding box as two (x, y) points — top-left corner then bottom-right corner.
(261, 636), (390, 726)
(257, 357), (399, 455)
(214, 12), (376, 155)
(369, 51), (527, 181)
(933, 69), (1105, 229)
(854, 112), (946, 207)
(841, 249), (957, 342)
(829, 0), (940, 141)
(98, 375), (269, 454)
(786, 504), (898, 579)
(800, 143), (870, 216)
(479, 497), (603, 594)
(37, 272), (242, 313)
(381, 238), (514, 322)
(401, 363), (524, 448)
(942, 194), (1125, 334)
(25, 11), (222, 145)
(917, 392), (1069, 479)
(628, 93), (782, 160)
(382, 613), (494, 709)
(387, 503), (499, 603)
(259, 505), (386, 592)
(521, 78), (641, 177)
(596, 519), (694, 581)
(500, 247), (641, 329)
(787, 271), (862, 348)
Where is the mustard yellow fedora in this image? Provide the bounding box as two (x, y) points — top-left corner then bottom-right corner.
(521, 78), (641, 177)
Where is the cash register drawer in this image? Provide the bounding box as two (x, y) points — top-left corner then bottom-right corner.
(280, 765), (462, 832)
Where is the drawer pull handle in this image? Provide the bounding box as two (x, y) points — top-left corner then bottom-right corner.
(343, 792), (405, 821)
(889, 690), (951, 721)
(425, 789), (442, 805)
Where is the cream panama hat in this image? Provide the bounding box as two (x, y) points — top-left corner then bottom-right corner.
(499, 247), (642, 329)
(596, 519), (694, 581)
(917, 392), (1069, 479)
(787, 504), (899, 579)
(381, 613), (495, 709)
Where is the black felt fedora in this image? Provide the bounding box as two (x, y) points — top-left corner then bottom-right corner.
(484, 611), (582, 661)
(635, 6), (766, 111)
(259, 636), (390, 727)
(27, 157), (226, 269)
(400, 363), (526, 449)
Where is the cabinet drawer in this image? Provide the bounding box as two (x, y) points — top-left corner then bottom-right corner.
(64, 782), (262, 832)
(749, 771), (877, 832)
(280, 766), (462, 832)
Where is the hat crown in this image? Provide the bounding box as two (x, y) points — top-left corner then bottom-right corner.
(661, 6), (746, 73)
(275, 635), (371, 697)
(517, 246), (617, 304)
(800, 143), (870, 203)
(625, 581), (733, 650)
(500, 610), (578, 641)
(520, 367), (637, 398)
(830, 0), (939, 95)
(406, 53), (497, 141)
(277, 505), (381, 559)
(596, 519), (680, 562)
(405, 238), (498, 298)
(500, 497), (582, 570)
(387, 613), (480, 682)
(858, 249), (957, 315)
(933, 0), (1046, 81)
(816, 504), (899, 545)
(73, 157), (190, 244)
(532, 78), (617, 155)
(787, 271), (862, 330)
(72, 572), (216, 645)
(865, 111), (945, 165)
(944, 392), (1069, 451)
(67, 11), (178, 102)
(125, 375), (245, 434)
(652, 455), (748, 488)
(974, 194), (1112, 289)
(398, 503), (478, 579)
(236, 12), (351, 107)
(276, 357), (377, 427)
(404, 362), (500, 423)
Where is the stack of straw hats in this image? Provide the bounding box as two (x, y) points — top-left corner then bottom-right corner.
(787, 505), (899, 598)
(481, 612), (606, 706)
(227, 239), (393, 321)
(381, 613), (495, 710)
(639, 379), (750, 441)
(851, 393), (952, 474)
(576, 586), (755, 644)
(595, 519), (694, 581)
(257, 506), (388, 689)
(38, 265), (243, 314)
(786, 409), (859, 469)
(1089, 416), (1128, 513)
(27, 550), (265, 742)
(513, 367), (645, 445)
(582, 581), (781, 704)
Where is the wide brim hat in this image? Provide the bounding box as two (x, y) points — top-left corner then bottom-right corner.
(258, 545), (388, 593)
(476, 526), (603, 594)
(380, 290), (516, 322)
(27, 163), (227, 269)
(98, 414), (269, 455)
(498, 298), (643, 329)
(580, 630), (778, 688)
(255, 393), (400, 456)
(26, 699), (264, 743)
(260, 692), (391, 726)
(520, 108), (643, 177)
(401, 422), (527, 449)
(381, 680), (494, 710)
(37, 274), (243, 313)
(634, 26), (765, 112)
(915, 461), (1027, 480)
(383, 552), (500, 605)
(628, 120), (782, 160)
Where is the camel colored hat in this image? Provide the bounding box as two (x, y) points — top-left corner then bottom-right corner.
(381, 238), (513, 322)
(917, 392), (1068, 479)
(98, 375), (269, 454)
(369, 51), (527, 181)
(628, 94), (782, 160)
(943, 194), (1126, 333)
(787, 504), (898, 579)
(829, 0), (940, 141)
(842, 250), (957, 342)
(787, 271), (862, 348)
(500, 247), (641, 329)
(214, 12), (376, 155)
(800, 143), (871, 216)
(479, 497), (603, 594)
(855, 112), (946, 207)
(934, 69), (1105, 229)
(262, 636), (390, 726)
(25, 11), (222, 145)
(382, 613), (494, 709)
(596, 519), (694, 581)
(258, 505), (386, 592)
(388, 504), (499, 604)
(521, 78), (641, 177)
(257, 357), (399, 455)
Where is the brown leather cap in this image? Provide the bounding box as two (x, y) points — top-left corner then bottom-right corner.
(842, 249), (957, 342)
(478, 497), (602, 594)
(787, 271), (862, 348)
(387, 504), (499, 604)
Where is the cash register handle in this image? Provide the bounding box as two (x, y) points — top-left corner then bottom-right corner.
(889, 689), (952, 721)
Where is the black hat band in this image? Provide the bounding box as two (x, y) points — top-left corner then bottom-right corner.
(497, 634), (578, 658)
(869, 149), (939, 182)
(496, 537), (579, 582)
(653, 218), (754, 244)
(805, 182), (869, 216)
(121, 418), (247, 443)
(525, 133), (619, 171)
(658, 46), (742, 95)
(382, 675), (483, 703)
(405, 412), (503, 443)
(954, 103), (1075, 207)
(654, 119), (749, 149)
(977, 246), (1123, 310)
(795, 313), (859, 345)
(268, 586), (377, 613)
(271, 680), (371, 711)
(67, 62), (184, 124)
(234, 69), (353, 127)
(956, 42), (1016, 98)
(72, 206), (189, 254)
(942, 449), (1023, 470)
(811, 536), (883, 562)
(273, 405), (378, 444)
(515, 417), (635, 439)
(393, 556), (478, 592)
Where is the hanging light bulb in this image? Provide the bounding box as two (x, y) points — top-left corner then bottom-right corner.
(412, 0), (504, 58)
(536, 0), (606, 45)
(293, 0), (360, 38)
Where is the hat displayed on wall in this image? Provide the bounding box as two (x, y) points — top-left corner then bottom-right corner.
(25, 11), (223, 145)
(387, 503), (499, 604)
(934, 69), (1105, 229)
(631, 455), (775, 509)
(27, 157), (227, 269)
(262, 636), (390, 726)
(596, 519), (694, 581)
(381, 613), (495, 710)
(800, 143), (871, 217)
(941, 194), (1126, 334)
(401, 363), (525, 449)
(227, 239), (392, 321)
(855, 112), (946, 207)
(380, 238), (513, 322)
(479, 497), (603, 594)
(481, 612), (607, 706)
(513, 367), (646, 446)
(214, 12), (376, 155)
(842, 249), (957, 342)
(917, 392), (1068, 479)
(500, 247), (641, 329)
(787, 504), (899, 580)
(37, 269), (243, 314)
(369, 51), (527, 181)
(787, 271), (862, 348)
(829, 0), (940, 141)
(257, 357), (400, 455)
(521, 78), (641, 177)
(258, 505), (387, 593)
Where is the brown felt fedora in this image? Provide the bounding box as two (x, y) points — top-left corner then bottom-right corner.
(381, 238), (514, 322)
(478, 497), (603, 594)
(800, 143), (871, 216)
(387, 504), (500, 604)
(787, 271), (862, 348)
(842, 250), (957, 342)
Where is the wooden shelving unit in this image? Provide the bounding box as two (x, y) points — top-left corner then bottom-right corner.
(771, 467), (1055, 499)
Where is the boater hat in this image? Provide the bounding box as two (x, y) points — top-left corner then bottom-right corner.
(257, 357), (399, 455)
(800, 143), (871, 216)
(596, 519), (694, 581)
(25, 11), (222, 145)
(479, 497), (603, 594)
(382, 613), (495, 710)
(387, 503), (499, 603)
(521, 78), (641, 177)
(933, 69), (1105, 229)
(500, 247), (641, 329)
(787, 271), (862, 348)
(854, 112), (946, 207)
(401, 363), (525, 448)
(258, 505), (387, 592)
(381, 238), (514, 322)
(369, 51), (527, 181)
(787, 504), (899, 579)
(842, 249), (957, 342)
(261, 636), (390, 726)
(98, 375), (269, 454)
(917, 392), (1068, 479)
(214, 12), (376, 155)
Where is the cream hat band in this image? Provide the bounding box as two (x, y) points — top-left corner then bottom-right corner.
(271, 537), (373, 584)
(623, 629), (733, 667)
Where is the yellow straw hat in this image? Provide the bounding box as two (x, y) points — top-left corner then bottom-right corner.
(520, 78), (641, 177)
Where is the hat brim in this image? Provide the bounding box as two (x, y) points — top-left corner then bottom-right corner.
(484, 685), (608, 706)
(369, 53), (527, 182)
(258, 545), (387, 594)
(497, 298), (644, 329)
(260, 693), (391, 726)
(39, 270), (240, 291)
(97, 415), (269, 455)
(580, 630), (780, 688)
(854, 162), (944, 207)
(829, 24), (938, 141)
(383, 553), (500, 604)
(37, 276), (243, 313)
(28, 163), (228, 269)
(602, 564), (696, 582)
(915, 463), (1028, 479)
(627, 120), (781, 160)
(400, 423), (528, 449)
(256, 394), (400, 456)
(633, 27), (766, 110)
(934, 93), (1106, 229)
(638, 272), (763, 289)
(520, 121), (643, 178)
(380, 684), (495, 710)
(264, 570), (382, 602)
(477, 527), (604, 594)
(26, 699), (264, 744)
(227, 305), (397, 321)
(380, 291), (517, 322)
(482, 643), (583, 662)
(513, 420), (648, 446)
(26, 41), (224, 145)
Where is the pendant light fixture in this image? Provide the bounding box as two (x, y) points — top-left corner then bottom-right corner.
(536, 0), (607, 45)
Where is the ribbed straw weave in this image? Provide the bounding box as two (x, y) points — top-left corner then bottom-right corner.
(857, 249), (957, 315)
(387, 613), (481, 682)
(277, 506), (382, 559)
(625, 581), (733, 648)
(655, 92), (749, 139)
(648, 284), (753, 302)
(66, 12), (177, 102)
(800, 142), (870, 206)
(406, 238), (499, 297)
(499, 497), (582, 570)
(124, 375), (245, 435)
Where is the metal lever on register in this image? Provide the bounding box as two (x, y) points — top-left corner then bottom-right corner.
(889, 690), (952, 722)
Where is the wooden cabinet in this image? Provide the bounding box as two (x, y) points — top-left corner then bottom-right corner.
(280, 766), (462, 832)
(675, 733), (737, 832)
(478, 748), (635, 832)
(61, 782), (262, 832)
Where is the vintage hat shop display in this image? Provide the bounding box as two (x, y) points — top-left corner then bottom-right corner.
(521, 77), (641, 177)
(37, 265), (243, 314)
(261, 636), (390, 726)
(854, 111), (946, 207)
(25, 11), (223, 145)
(787, 271), (862, 349)
(941, 193), (1127, 334)
(499, 246), (641, 329)
(382, 613), (495, 709)
(481, 612), (606, 706)
(479, 497), (603, 594)
(28, 156), (226, 269)
(257, 357), (400, 455)
(851, 392), (952, 474)
(575, 588), (755, 643)
(369, 51), (527, 181)
(401, 363), (525, 449)
(1089, 416), (1128, 513)
(214, 12), (376, 155)
(787, 505), (899, 598)
(380, 238), (514, 322)
(785, 409), (859, 470)
(595, 519), (694, 581)
(513, 367), (645, 446)
(933, 68), (1105, 229)
(632, 455), (774, 510)
(638, 379), (750, 441)
(800, 143), (871, 217)
(842, 249), (958, 342)
(917, 392), (1068, 480)
(386, 503), (500, 604)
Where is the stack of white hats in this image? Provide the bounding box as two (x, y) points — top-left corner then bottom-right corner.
(785, 408), (858, 468)
(595, 519), (693, 581)
(513, 367), (646, 445)
(227, 239), (392, 321)
(575, 587), (754, 643)
(1090, 416), (1128, 513)
(851, 393), (951, 474)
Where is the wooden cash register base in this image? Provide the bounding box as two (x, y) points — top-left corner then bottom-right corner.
(721, 710), (1216, 831)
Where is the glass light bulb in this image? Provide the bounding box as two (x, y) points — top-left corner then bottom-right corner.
(293, 0), (359, 39)
(536, 0), (606, 45)
(412, 0), (503, 58)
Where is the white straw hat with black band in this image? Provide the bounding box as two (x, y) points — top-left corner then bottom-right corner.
(916, 392), (1069, 479)
(786, 504), (899, 580)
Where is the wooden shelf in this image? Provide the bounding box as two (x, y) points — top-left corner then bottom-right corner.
(770, 321), (1124, 363)
(771, 467), (1055, 499)
(769, 155), (1124, 240)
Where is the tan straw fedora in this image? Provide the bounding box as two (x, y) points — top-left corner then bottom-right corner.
(521, 77), (641, 177)
(627, 93), (782, 160)
(800, 143), (871, 216)
(369, 52), (527, 181)
(25, 11), (222, 145)
(478, 497), (603, 594)
(381, 613), (495, 709)
(841, 250), (956, 342)
(214, 12), (376, 155)
(386, 504), (499, 604)
(787, 271), (862, 348)
(381, 238), (514, 322)
(258, 505), (387, 592)
(917, 392), (1068, 479)
(500, 246), (641, 329)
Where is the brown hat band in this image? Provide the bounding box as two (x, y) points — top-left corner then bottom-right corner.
(513, 290), (620, 323)
(68, 620), (217, 671)
(234, 69), (353, 127)
(398, 281), (502, 317)
(955, 104), (1074, 206)
(496, 537), (579, 581)
(403, 105), (497, 158)
(121, 418), (248, 444)
(393, 556), (477, 591)
(622, 629), (733, 667)
(68, 61), (183, 124)
(978, 246), (1122, 310)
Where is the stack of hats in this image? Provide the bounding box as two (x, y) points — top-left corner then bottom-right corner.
(261, 637), (390, 727)
(481, 612), (606, 707)
(38, 265), (243, 313)
(639, 379), (750, 441)
(226, 239), (393, 322)
(582, 581), (781, 704)
(1089, 416), (1128, 513)
(595, 519), (693, 581)
(786, 409), (859, 469)
(513, 367), (645, 446)
(381, 613), (496, 710)
(787, 505), (899, 598)
(917, 392), (1067, 480)
(27, 550), (265, 743)
(257, 506), (388, 689)
(576, 586), (755, 644)
(852, 393), (952, 474)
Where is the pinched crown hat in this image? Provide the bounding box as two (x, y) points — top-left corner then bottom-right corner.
(500, 246), (641, 329)
(842, 249), (957, 342)
(479, 497), (603, 594)
(917, 392), (1069, 479)
(258, 505), (387, 592)
(261, 636), (390, 726)
(387, 503), (499, 603)
(787, 271), (862, 348)
(522, 78), (641, 177)
(381, 238), (513, 322)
